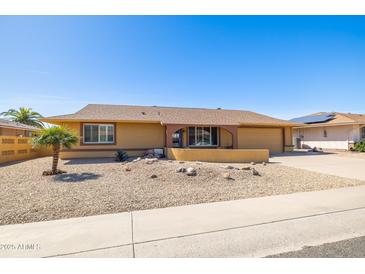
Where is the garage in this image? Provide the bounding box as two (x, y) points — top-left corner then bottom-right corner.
(237, 127), (283, 154)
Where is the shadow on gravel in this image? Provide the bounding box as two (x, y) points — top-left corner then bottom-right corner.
(53, 172), (102, 183)
(271, 151), (334, 158)
(64, 158), (116, 165)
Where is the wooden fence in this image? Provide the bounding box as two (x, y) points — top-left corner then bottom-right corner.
(0, 136), (51, 164)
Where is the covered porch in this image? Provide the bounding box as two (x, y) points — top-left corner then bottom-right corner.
(165, 124), (238, 149)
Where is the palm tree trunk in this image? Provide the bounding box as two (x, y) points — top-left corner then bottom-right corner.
(52, 145), (60, 174)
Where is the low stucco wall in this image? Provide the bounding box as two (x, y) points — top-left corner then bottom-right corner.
(0, 136), (52, 164)
(167, 148), (269, 163)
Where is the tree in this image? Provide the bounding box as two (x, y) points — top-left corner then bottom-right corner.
(1, 107), (44, 128)
(32, 126), (78, 175)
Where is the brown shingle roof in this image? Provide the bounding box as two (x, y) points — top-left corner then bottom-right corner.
(43, 104), (298, 126)
(0, 119), (39, 131)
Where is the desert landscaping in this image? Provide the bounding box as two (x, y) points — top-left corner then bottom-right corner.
(0, 156), (363, 226)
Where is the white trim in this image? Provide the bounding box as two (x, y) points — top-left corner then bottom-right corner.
(83, 123), (114, 144)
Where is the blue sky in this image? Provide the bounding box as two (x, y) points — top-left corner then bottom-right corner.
(0, 16), (364, 119)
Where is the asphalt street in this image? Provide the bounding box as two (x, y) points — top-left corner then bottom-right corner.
(268, 236), (365, 258)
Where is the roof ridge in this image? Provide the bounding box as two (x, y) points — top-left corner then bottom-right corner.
(84, 103), (248, 112)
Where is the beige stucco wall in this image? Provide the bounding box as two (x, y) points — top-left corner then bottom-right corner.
(293, 125), (359, 150)
(167, 148), (269, 163)
(0, 136), (51, 164)
(237, 127), (283, 153)
(220, 128), (233, 147)
(60, 122), (165, 159)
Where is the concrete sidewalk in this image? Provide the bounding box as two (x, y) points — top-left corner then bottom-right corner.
(1, 185), (365, 258)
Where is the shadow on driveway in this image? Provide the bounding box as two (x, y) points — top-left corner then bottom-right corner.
(54, 172), (103, 183)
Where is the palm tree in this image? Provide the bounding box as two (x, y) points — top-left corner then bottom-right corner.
(32, 127), (78, 175)
(1, 107), (44, 128)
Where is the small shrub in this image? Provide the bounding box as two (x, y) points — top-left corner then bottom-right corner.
(354, 141), (365, 152)
(115, 149), (128, 162)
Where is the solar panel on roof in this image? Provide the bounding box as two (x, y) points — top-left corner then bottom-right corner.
(290, 113), (335, 124)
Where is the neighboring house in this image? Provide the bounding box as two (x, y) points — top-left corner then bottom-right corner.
(42, 104), (297, 159)
(291, 112), (365, 150)
(0, 118), (39, 137)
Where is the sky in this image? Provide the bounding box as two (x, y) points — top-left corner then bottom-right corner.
(0, 16), (364, 120)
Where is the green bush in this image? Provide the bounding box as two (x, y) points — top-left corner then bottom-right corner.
(354, 141), (365, 152)
(115, 149), (128, 162)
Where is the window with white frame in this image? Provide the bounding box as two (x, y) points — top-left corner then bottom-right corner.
(83, 124), (114, 144)
(361, 127), (365, 139)
(188, 127), (218, 146)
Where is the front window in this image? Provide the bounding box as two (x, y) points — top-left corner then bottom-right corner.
(84, 124), (114, 144)
(188, 127), (218, 146)
(361, 127), (365, 139)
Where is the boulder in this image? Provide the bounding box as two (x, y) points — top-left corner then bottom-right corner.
(132, 157), (141, 162)
(262, 162), (267, 166)
(176, 167), (187, 173)
(186, 167), (197, 176)
(179, 161), (185, 164)
(222, 165), (235, 169)
(252, 168), (260, 176)
(250, 162), (256, 165)
(222, 172), (232, 180)
(241, 167), (251, 170)
(145, 158), (158, 164)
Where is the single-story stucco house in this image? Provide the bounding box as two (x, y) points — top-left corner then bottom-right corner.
(291, 112), (365, 150)
(0, 119), (39, 137)
(42, 104), (298, 161)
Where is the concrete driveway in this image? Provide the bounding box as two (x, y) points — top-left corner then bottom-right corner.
(271, 152), (365, 181)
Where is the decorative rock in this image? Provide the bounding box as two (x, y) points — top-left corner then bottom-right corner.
(132, 157), (141, 162)
(252, 168), (260, 176)
(179, 161), (185, 164)
(145, 158), (158, 164)
(241, 167), (251, 170)
(195, 161), (203, 165)
(176, 167), (187, 173)
(42, 170), (66, 176)
(186, 167), (197, 176)
(250, 162), (256, 165)
(222, 165), (235, 169)
(125, 167), (132, 172)
(222, 172), (232, 180)
(262, 162), (267, 166)
(150, 174), (158, 179)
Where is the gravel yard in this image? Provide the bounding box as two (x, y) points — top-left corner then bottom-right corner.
(0, 156), (364, 225)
